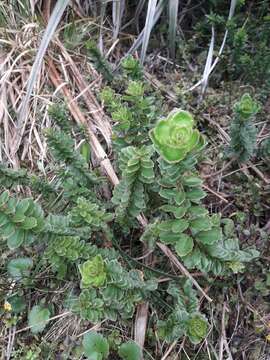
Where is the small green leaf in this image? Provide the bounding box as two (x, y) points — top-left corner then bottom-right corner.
(0, 190), (9, 207)
(12, 213), (26, 223)
(1, 222), (15, 238)
(7, 230), (25, 249)
(159, 188), (176, 200)
(183, 176), (203, 187)
(0, 213), (8, 227)
(171, 219), (189, 233)
(190, 216), (212, 234)
(196, 228), (222, 245)
(7, 295), (26, 313)
(7, 257), (33, 280)
(21, 217), (37, 230)
(175, 191), (186, 205)
(16, 198), (31, 215)
(159, 205), (187, 219)
(118, 341), (142, 360)
(159, 232), (180, 245)
(175, 235), (194, 257)
(28, 305), (50, 334)
(82, 332), (109, 360)
(158, 219), (189, 234)
(186, 189), (206, 203)
(80, 142), (91, 163)
(188, 206), (208, 219)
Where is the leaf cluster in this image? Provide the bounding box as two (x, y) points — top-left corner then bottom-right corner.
(157, 280), (208, 344)
(228, 93), (260, 163)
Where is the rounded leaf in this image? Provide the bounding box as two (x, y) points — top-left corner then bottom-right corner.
(28, 305), (50, 334)
(196, 228), (222, 245)
(7, 230), (25, 249)
(175, 235), (194, 257)
(118, 341), (142, 360)
(7, 257), (33, 280)
(0, 190), (9, 207)
(82, 332), (109, 360)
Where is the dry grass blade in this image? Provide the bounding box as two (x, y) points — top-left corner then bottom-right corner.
(187, 0), (237, 93)
(119, 0), (165, 67)
(121, 0), (146, 30)
(157, 242), (212, 302)
(112, 0), (125, 39)
(140, 0), (158, 64)
(56, 40), (112, 145)
(168, 0), (179, 59)
(135, 302), (149, 350)
(47, 59), (118, 185)
(200, 26), (215, 97)
(12, 0), (70, 157)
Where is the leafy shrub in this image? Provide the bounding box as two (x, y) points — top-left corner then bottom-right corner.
(0, 61), (259, 356)
(228, 93), (260, 162)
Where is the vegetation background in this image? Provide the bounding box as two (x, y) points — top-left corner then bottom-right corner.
(0, 0), (270, 359)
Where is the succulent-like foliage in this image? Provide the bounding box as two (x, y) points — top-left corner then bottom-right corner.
(7, 258), (33, 281)
(0, 163), (56, 198)
(258, 137), (270, 160)
(45, 235), (96, 278)
(45, 129), (99, 185)
(229, 93), (260, 162)
(149, 109), (205, 163)
(28, 305), (51, 334)
(139, 152), (259, 275)
(79, 255), (107, 288)
(112, 146), (154, 217)
(70, 197), (113, 230)
(234, 93), (260, 119)
(0, 191), (45, 249)
(158, 280), (208, 344)
(71, 256), (157, 323)
(121, 55), (143, 80)
(86, 40), (113, 81)
(101, 79), (158, 148)
(186, 313), (209, 344)
(118, 341), (142, 360)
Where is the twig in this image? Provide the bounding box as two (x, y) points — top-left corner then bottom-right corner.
(161, 340), (178, 360)
(220, 302), (233, 360)
(157, 242), (212, 303)
(3, 311), (72, 339)
(202, 184), (229, 203)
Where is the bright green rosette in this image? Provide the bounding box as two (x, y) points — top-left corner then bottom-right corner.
(234, 93), (260, 119)
(149, 109), (205, 163)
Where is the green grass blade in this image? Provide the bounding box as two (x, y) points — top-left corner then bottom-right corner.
(168, 0), (179, 59)
(140, 0), (158, 64)
(15, 0), (70, 154)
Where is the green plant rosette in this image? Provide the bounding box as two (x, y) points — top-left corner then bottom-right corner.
(186, 313), (208, 344)
(79, 255), (107, 288)
(149, 109), (205, 163)
(234, 93), (260, 119)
